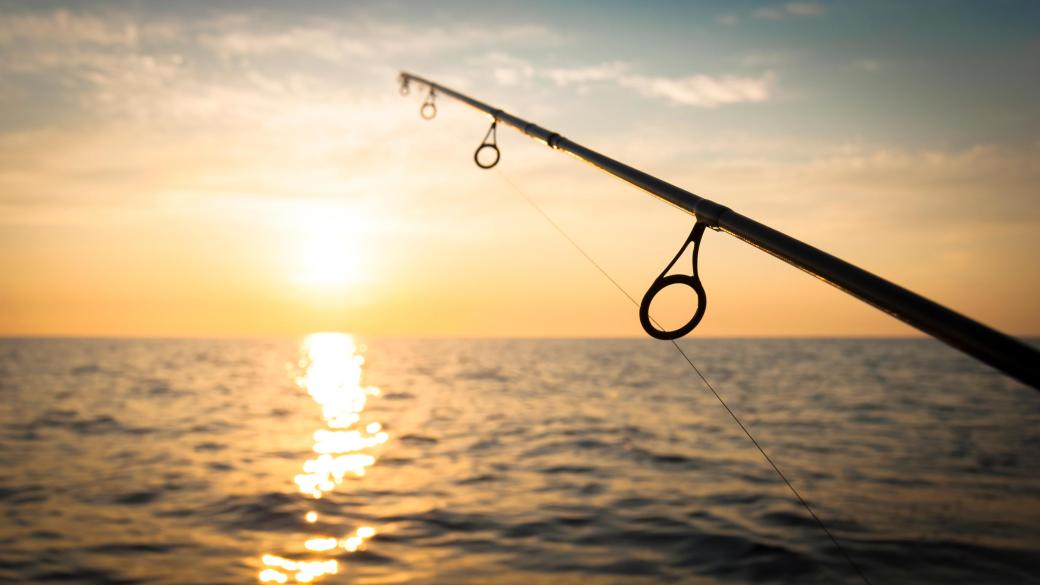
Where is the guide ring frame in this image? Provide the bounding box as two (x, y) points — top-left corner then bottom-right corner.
(639, 222), (709, 340)
(420, 89), (437, 120)
(474, 120), (500, 169)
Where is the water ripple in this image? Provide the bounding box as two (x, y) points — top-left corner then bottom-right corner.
(0, 337), (1037, 584)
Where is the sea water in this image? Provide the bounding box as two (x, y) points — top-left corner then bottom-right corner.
(1, 336), (1037, 584)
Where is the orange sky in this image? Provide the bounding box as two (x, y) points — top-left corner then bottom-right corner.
(1, 3), (1038, 338)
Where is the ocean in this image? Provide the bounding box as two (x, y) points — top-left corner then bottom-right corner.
(1, 336), (1037, 584)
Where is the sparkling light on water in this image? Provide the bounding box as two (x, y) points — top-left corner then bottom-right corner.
(258, 333), (386, 583)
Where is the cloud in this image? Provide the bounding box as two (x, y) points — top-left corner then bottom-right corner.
(0, 9), (151, 47)
(487, 59), (630, 88)
(545, 62), (629, 86)
(753, 2), (826, 19)
(854, 59), (882, 72)
(783, 2), (826, 16)
(494, 65), (533, 86)
(717, 13), (740, 25)
(478, 53), (536, 86)
(619, 72), (775, 107)
(0, 9), (182, 81)
(200, 26), (371, 60)
(486, 56), (776, 108)
(0, 7), (559, 134)
(0, 9), (554, 75)
(200, 21), (554, 62)
(0, 8), (566, 230)
(613, 134), (1040, 226)
(738, 52), (791, 67)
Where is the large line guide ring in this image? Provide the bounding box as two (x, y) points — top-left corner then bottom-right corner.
(639, 222), (709, 340)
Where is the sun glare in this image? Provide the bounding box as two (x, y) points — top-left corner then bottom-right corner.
(293, 209), (365, 290)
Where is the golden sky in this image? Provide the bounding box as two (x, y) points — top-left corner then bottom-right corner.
(1, 2), (1038, 337)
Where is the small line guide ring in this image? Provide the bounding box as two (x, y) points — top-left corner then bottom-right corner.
(420, 102), (436, 120)
(474, 143), (500, 169)
(639, 274), (706, 340)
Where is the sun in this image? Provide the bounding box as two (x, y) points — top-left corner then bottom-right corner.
(293, 209), (365, 290)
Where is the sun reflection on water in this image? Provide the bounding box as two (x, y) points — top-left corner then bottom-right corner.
(258, 332), (384, 583)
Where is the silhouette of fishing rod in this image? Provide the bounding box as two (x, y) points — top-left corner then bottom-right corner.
(399, 72), (1040, 391)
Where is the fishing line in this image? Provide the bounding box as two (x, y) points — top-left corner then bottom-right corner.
(493, 169), (873, 585)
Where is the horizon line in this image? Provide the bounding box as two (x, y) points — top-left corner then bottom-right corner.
(3, 332), (1039, 341)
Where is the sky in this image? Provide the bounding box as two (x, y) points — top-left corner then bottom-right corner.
(0, 0), (1037, 338)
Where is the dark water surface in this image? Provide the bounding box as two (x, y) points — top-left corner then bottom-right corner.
(1, 336), (1038, 584)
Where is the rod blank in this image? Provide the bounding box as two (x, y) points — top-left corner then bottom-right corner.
(399, 71), (1040, 391)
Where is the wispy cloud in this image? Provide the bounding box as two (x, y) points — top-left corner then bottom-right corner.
(490, 58), (776, 108)
(853, 58), (882, 72)
(598, 131), (1040, 228)
(200, 21), (553, 61)
(783, 2), (826, 16)
(0, 7), (565, 232)
(0, 7), (561, 136)
(546, 62), (629, 86)
(753, 2), (826, 19)
(482, 52), (536, 86)
(0, 9), (172, 47)
(738, 52), (792, 67)
(486, 59), (631, 88)
(0, 9), (554, 76)
(619, 72), (775, 107)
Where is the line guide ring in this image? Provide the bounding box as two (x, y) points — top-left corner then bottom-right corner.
(420, 89), (436, 120)
(639, 222), (708, 340)
(474, 120), (500, 169)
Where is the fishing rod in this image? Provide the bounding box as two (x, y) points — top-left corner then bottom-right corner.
(398, 72), (1040, 391)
